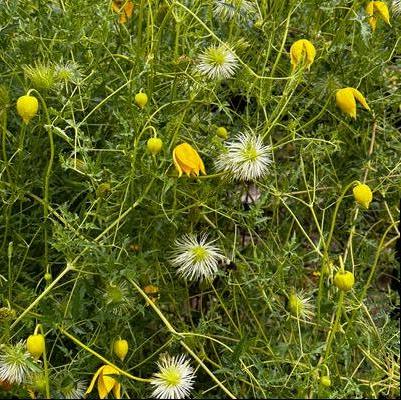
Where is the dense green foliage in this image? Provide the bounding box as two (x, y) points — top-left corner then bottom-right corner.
(0, 0), (400, 398)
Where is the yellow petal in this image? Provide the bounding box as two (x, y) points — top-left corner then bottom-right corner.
(111, 1), (121, 13)
(97, 376), (109, 399)
(365, 2), (377, 30)
(290, 39), (315, 70)
(374, 1), (390, 25)
(350, 88), (370, 111)
(175, 143), (200, 169)
(336, 88), (356, 118)
(124, 1), (134, 18)
(101, 366), (119, 394)
(85, 366), (104, 395)
(113, 383), (122, 399)
(366, 1), (374, 16)
(302, 40), (316, 69)
(181, 163), (196, 177)
(198, 156), (206, 175)
(290, 40), (304, 70)
(173, 147), (183, 177)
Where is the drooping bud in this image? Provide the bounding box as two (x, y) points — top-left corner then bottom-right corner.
(26, 334), (45, 359)
(113, 339), (129, 362)
(147, 137), (163, 155)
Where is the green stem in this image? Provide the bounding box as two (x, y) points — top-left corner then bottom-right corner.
(323, 291), (344, 362)
(30, 90), (54, 275)
(57, 326), (150, 383)
(127, 278), (180, 336)
(10, 264), (73, 330)
(35, 324), (50, 399)
(7, 242), (13, 302)
(137, 0), (145, 52)
(317, 180), (357, 319)
(180, 340), (237, 399)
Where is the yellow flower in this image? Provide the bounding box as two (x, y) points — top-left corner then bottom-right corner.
(113, 339), (129, 362)
(134, 92), (148, 109)
(333, 270), (355, 292)
(85, 365), (121, 399)
(290, 39), (316, 71)
(353, 183), (373, 209)
(147, 137), (163, 155)
(335, 87), (370, 119)
(112, 0), (134, 24)
(143, 284), (160, 303)
(366, 1), (391, 31)
(172, 143), (206, 178)
(320, 376), (331, 387)
(16, 95), (39, 124)
(26, 334), (45, 359)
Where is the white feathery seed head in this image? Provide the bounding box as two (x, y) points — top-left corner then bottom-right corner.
(216, 132), (272, 181)
(150, 354), (196, 399)
(0, 342), (39, 384)
(213, 0), (257, 21)
(392, 0), (401, 16)
(196, 44), (238, 80)
(171, 234), (224, 283)
(60, 379), (87, 399)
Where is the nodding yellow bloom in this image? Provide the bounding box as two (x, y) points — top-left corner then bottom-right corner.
(290, 39), (316, 71)
(353, 183), (373, 209)
(16, 95), (39, 124)
(112, 1), (134, 24)
(113, 339), (129, 362)
(143, 284), (160, 303)
(134, 92), (148, 109)
(334, 270), (355, 292)
(85, 365), (121, 399)
(26, 334), (45, 359)
(366, 1), (391, 31)
(335, 87), (370, 119)
(172, 143), (206, 178)
(147, 137), (163, 155)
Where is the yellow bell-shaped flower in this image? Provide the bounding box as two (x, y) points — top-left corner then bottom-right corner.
(111, 0), (134, 24)
(335, 87), (370, 119)
(113, 339), (129, 362)
(290, 39), (316, 71)
(353, 183), (373, 209)
(172, 143), (206, 177)
(16, 95), (39, 124)
(147, 137), (163, 155)
(85, 365), (121, 399)
(334, 270), (355, 292)
(26, 334), (45, 359)
(366, 1), (391, 31)
(134, 92), (148, 109)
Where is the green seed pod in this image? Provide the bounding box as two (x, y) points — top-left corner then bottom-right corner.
(96, 182), (111, 198)
(216, 126), (228, 140)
